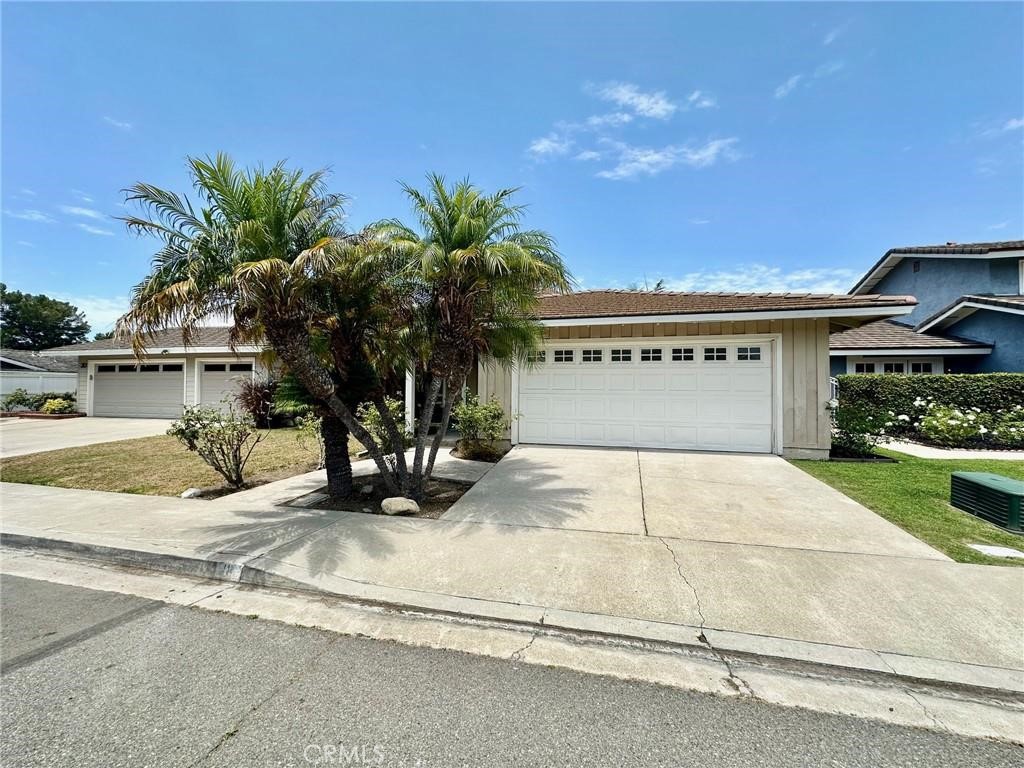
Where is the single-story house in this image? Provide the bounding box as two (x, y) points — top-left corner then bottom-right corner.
(45, 328), (263, 418)
(470, 290), (916, 460)
(830, 240), (1024, 374)
(0, 348), (79, 398)
(47, 290), (916, 459)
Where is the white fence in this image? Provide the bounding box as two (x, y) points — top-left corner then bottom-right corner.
(0, 371), (78, 398)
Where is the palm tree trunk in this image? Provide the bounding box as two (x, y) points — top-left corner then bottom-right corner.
(321, 413), (353, 499)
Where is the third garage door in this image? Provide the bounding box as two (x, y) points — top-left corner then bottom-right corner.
(518, 339), (774, 453)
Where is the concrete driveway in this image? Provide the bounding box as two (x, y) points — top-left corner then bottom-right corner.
(442, 445), (946, 560)
(0, 417), (172, 459)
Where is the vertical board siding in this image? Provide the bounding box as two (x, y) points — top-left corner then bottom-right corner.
(492, 318), (832, 451)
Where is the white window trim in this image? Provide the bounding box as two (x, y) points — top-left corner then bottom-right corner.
(845, 356), (943, 375)
(831, 347), (989, 357)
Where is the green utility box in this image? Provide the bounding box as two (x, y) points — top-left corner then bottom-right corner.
(950, 472), (1024, 533)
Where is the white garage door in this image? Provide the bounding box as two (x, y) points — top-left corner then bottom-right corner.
(518, 340), (774, 453)
(93, 362), (185, 418)
(198, 361), (254, 410)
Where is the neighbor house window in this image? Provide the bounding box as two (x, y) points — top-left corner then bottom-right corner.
(581, 349), (602, 363)
(910, 362), (933, 375)
(737, 346), (761, 361)
(527, 351), (546, 363)
(611, 348), (632, 363)
(203, 363), (227, 372)
(671, 347), (694, 362)
(553, 349), (574, 363)
(229, 363), (253, 373)
(97, 364), (116, 373)
(883, 362), (905, 374)
(640, 348), (662, 362)
(854, 363), (875, 374)
(703, 347), (727, 362)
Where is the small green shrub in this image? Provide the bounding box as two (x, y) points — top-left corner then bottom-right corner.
(993, 406), (1024, 448)
(167, 405), (264, 488)
(2, 388), (77, 412)
(918, 405), (993, 447)
(828, 401), (888, 458)
(357, 396), (411, 449)
(39, 398), (76, 414)
(295, 413), (325, 468)
(453, 395), (508, 442)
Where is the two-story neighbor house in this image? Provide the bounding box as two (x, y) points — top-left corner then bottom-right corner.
(830, 240), (1024, 375)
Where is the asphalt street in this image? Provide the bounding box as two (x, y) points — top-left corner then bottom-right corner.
(1, 573), (1020, 767)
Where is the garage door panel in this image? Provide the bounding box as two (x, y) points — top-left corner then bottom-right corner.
(93, 368), (184, 419)
(518, 339), (775, 453)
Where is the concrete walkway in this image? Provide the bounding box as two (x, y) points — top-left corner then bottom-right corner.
(0, 417), (172, 459)
(885, 440), (1024, 461)
(2, 464), (1022, 695)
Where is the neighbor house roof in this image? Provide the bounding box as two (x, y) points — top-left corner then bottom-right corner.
(851, 240), (1024, 295)
(915, 294), (1024, 333)
(45, 327), (257, 356)
(535, 290), (915, 322)
(0, 348), (79, 372)
(828, 320), (992, 355)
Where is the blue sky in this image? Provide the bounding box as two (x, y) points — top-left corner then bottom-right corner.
(2, 2), (1022, 334)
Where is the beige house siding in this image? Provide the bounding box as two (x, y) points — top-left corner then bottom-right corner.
(476, 318), (832, 458)
(77, 352), (265, 416)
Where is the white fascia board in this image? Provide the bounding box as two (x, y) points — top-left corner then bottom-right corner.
(917, 301), (1024, 333)
(540, 304), (913, 327)
(47, 345), (262, 358)
(0, 356), (48, 371)
(830, 347), (991, 357)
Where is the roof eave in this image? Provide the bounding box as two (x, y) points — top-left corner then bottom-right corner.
(540, 304), (914, 327)
(916, 298), (1024, 333)
(46, 344), (262, 358)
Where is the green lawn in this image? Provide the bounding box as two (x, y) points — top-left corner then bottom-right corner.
(793, 449), (1024, 566)
(0, 429), (363, 497)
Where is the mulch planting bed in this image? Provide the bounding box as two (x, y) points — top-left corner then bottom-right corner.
(313, 475), (473, 519)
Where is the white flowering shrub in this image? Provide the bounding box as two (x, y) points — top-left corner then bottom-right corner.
(918, 405), (993, 447)
(993, 406), (1024, 448)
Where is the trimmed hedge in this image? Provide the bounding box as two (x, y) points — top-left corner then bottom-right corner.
(836, 374), (1024, 416)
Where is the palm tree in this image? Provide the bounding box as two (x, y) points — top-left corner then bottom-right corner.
(117, 154), (408, 497)
(372, 175), (572, 492)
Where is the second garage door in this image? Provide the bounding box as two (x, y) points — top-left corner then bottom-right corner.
(518, 339), (774, 453)
(93, 362), (185, 418)
(198, 361), (255, 410)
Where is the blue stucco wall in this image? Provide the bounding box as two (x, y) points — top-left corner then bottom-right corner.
(943, 309), (1024, 373)
(873, 256), (1021, 325)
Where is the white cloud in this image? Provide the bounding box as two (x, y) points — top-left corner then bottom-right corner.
(814, 60), (845, 78)
(4, 208), (55, 223)
(56, 294), (130, 331)
(774, 75), (803, 99)
(527, 132), (573, 158)
(59, 205), (105, 220)
(585, 112), (634, 128)
(76, 223), (115, 236)
(688, 217), (711, 225)
(687, 90), (717, 109)
(16, 240), (35, 247)
(574, 150), (602, 162)
(661, 265), (859, 294)
(595, 137), (741, 180)
(103, 115), (133, 131)
(592, 82), (677, 119)
(823, 25), (846, 46)
(72, 189), (94, 203)
(1002, 117), (1024, 131)
(988, 220), (1010, 230)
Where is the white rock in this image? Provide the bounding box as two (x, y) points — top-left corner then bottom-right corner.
(180, 488), (203, 499)
(380, 497), (419, 516)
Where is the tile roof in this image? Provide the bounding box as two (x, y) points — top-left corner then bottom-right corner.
(45, 327), (238, 353)
(829, 320), (991, 351)
(0, 348), (79, 372)
(535, 290), (915, 320)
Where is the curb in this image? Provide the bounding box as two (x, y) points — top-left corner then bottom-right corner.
(4, 530), (1022, 704)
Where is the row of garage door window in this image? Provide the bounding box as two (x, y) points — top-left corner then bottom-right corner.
(528, 346), (763, 364)
(96, 363), (254, 374)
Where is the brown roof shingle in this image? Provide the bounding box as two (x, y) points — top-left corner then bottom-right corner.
(45, 327), (240, 353)
(0, 348), (79, 371)
(535, 290), (915, 320)
(829, 320), (991, 351)
(885, 240), (1024, 256)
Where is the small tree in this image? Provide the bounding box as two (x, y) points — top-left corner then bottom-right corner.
(168, 404), (264, 488)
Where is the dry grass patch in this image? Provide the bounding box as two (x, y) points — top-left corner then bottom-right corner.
(0, 428), (360, 497)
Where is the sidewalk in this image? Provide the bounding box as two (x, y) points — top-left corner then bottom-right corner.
(885, 440), (1024, 461)
(2, 474), (1022, 697)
